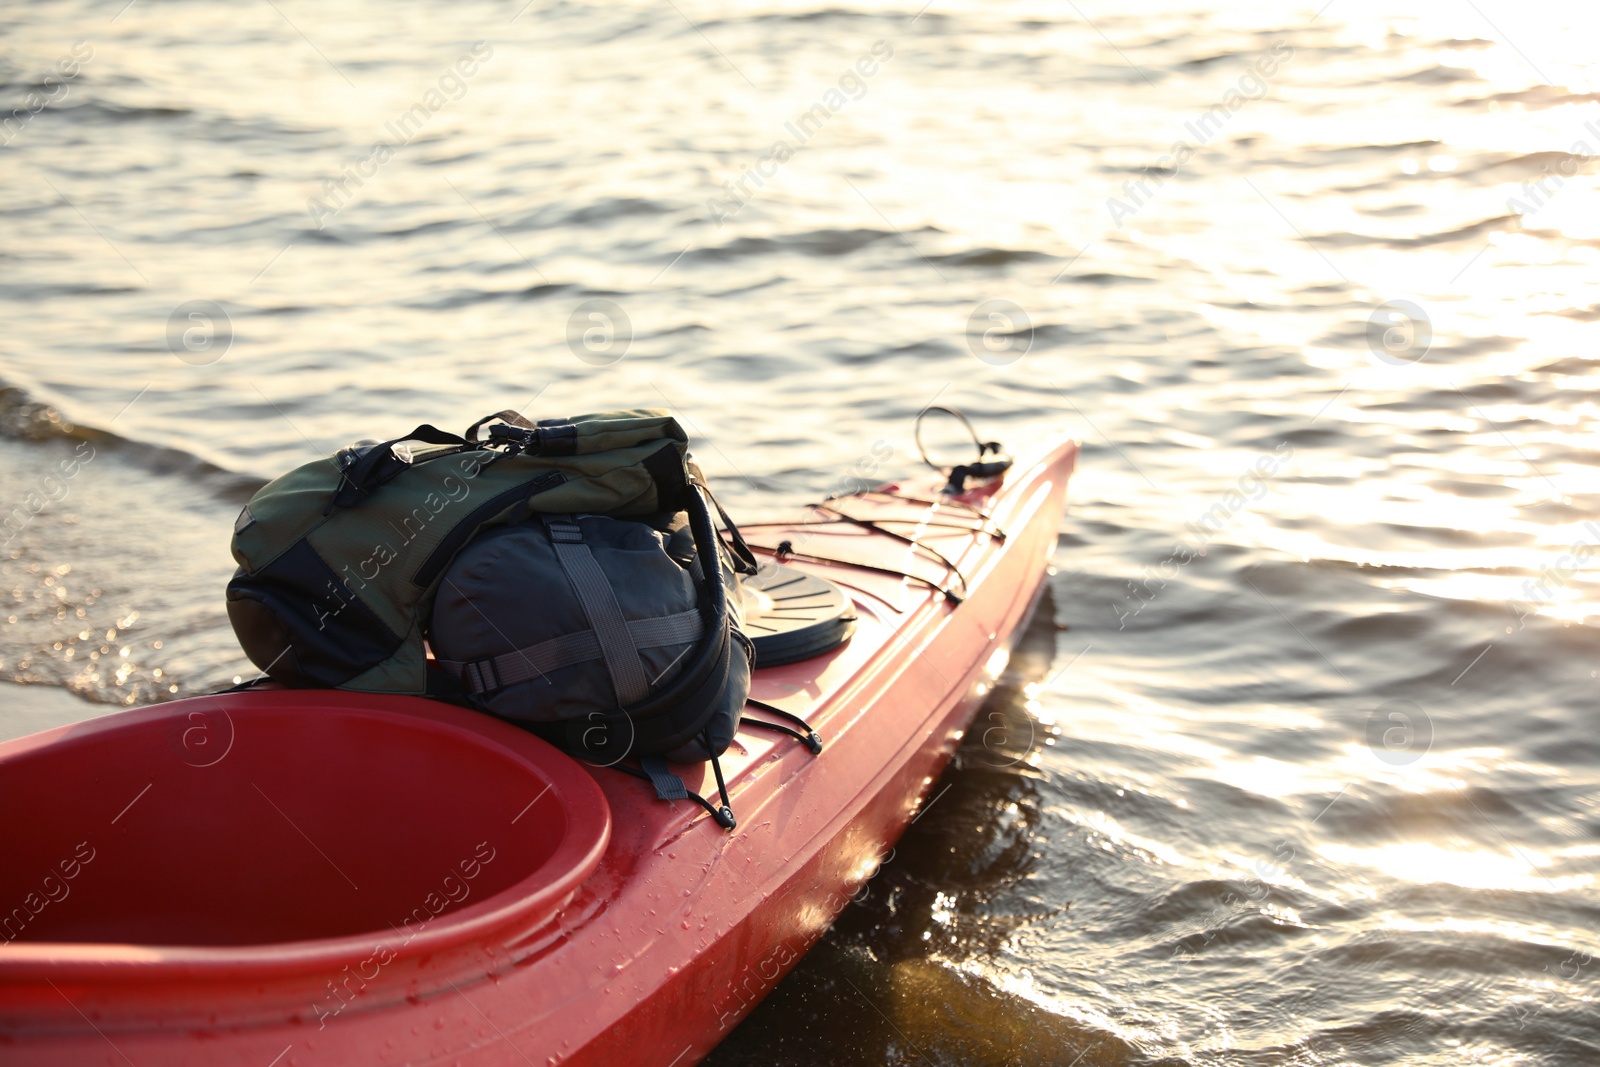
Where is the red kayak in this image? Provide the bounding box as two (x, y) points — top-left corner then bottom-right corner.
(0, 435), (1077, 1066)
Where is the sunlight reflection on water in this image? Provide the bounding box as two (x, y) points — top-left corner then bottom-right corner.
(2, 0), (1599, 1063)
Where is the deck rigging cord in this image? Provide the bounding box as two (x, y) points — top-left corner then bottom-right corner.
(719, 406), (1013, 607)
(607, 707), (824, 829)
(857, 488), (992, 517)
(614, 739), (739, 829)
(736, 503), (981, 599)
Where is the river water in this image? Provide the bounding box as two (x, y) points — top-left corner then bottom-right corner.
(3, 1), (1598, 1063)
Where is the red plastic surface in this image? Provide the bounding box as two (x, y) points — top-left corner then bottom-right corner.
(0, 436), (1076, 1065)
(0, 693), (610, 1029)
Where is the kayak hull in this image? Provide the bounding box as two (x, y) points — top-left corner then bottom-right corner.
(0, 437), (1077, 1066)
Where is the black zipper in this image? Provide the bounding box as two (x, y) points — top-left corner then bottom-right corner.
(412, 471), (566, 587)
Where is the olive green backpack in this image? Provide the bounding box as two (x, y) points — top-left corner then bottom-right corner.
(226, 408), (736, 695)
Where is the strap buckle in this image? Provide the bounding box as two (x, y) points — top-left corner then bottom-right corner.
(464, 657), (501, 693)
(545, 514), (583, 543)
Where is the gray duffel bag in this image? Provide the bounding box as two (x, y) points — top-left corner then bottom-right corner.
(431, 506), (753, 826)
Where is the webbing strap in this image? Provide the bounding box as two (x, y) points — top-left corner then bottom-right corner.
(438, 629), (591, 693)
(631, 610), (704, 648)
(544, 515), (650, 705)
(638, 756), (689, 801)
(439, 610), (703, 694)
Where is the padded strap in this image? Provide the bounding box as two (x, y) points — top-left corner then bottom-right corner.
(544, 515), (650, 705)
(438, 610), (703, 694)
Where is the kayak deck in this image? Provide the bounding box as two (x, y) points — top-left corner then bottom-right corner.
(0, 437), (1078, 1066)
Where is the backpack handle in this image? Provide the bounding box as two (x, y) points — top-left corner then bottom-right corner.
(464, 411), (581, 458)
(327, 424), (468, 512)
(464, 410), (536, 444)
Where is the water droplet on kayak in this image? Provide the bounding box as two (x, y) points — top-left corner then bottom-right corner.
(682, 920), (691, 929)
